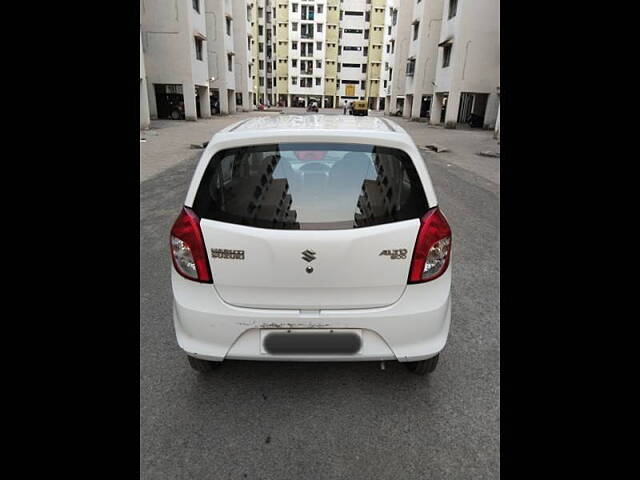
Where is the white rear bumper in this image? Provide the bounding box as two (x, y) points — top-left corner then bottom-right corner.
(172, 268), (451, 362)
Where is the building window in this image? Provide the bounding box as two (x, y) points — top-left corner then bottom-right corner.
(364, 29), (369, 39)
(292, 22), (298, 32)
(301, 77), (312, 87)
(413, 21), (419, 41)
(360, 80), (365, 89)
(442, 44), (452, 67)
(301, 5), (315, 20)
(259, 25), (263, 35)
(315, 77), (321, 86)
(259, 60), (264, 69)
(316, 60), (322, 68)
(361, 64), (367, 73)
(318, 5), (323, 14)
(260, 77), (264, 86)
(292, 3), (298, 13)
(449, 0), (458, 19)
(392, 9), (398, 26)
(316, 41), (322, 51)
(226, 17), (232, 36)
(195, 37), (203, 61)
(317, 23), (323, 33)
(388, 26), (391, 35)
(228, 54), (233, 71)
(406, 58), (416, 76)
(292, 41), (298, 50)
(292, 76), (298, 85)
(301, 60), (313, 74)
(192, 0), (200, 13)
(301, 42), (313, 57)
(301, 23), (314, 38)
(259, 42), (263, 53)
(292, 59), (298, 67)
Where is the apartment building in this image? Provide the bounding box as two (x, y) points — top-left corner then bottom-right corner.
(387, 0), (442, 121)
(141, 0), (211, 121)
(248, 0), (392, 109)
(430, 0), (500, 128)
(204, 0), (252, 114)
(140, 29), (151, 129)
(379, 0), (397, 113)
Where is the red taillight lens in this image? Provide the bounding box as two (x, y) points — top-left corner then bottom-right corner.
(408, 207), (452, 283)
(170, 207), (212, 283)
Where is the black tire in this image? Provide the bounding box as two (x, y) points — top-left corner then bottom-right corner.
(170, 109), (181, 120)
(187, 355), (221, 373)
(405, 354), (439, 375)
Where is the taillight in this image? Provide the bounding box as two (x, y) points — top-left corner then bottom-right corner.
(408, 207), (452, 283)
(170, 207), (212, 283)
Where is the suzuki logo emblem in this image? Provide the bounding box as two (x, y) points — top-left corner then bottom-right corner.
(301, 249), (316, 262)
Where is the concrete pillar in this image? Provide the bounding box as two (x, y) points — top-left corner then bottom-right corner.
(183, 83), (197, 121)
(430, 94), (442, 124)
(219, 87), (229, 114)
(140, 79), (151, 129)
(228, 90), (237, 113)
(483, 92), (500, 129)
(403, 95), (413, 119)
(494, 102), (500, 140)
(242, 90), (251, 112)
(411, 94), (421, 120)
(147, 80), (158, 120)
(444, 91), (461, 129)
(198, 86), (211, 119)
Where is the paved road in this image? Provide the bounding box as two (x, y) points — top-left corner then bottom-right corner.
(140, 146), (500, 479)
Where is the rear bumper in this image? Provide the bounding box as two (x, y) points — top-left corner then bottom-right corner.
(171, 268), (451, 362)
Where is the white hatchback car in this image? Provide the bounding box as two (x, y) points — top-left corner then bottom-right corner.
(170, 115), (451, 375)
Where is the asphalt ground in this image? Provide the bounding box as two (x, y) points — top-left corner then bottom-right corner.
(140, 141), (500, 479)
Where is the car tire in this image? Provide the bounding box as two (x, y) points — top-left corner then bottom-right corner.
(187, 355), (221, 373)
(405, 354), (439, 375)
(170, 110), (181, 120)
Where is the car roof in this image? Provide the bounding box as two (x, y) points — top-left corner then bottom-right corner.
(221, 114), (405, 136)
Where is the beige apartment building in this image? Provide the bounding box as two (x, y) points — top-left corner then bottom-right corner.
(248, 0), (393, 109)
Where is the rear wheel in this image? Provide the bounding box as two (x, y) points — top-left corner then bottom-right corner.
(187, 355), (221, 373)
(405, 354), (439, 375)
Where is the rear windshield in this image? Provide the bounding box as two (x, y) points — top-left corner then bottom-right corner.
(192, 143), (428, 230)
